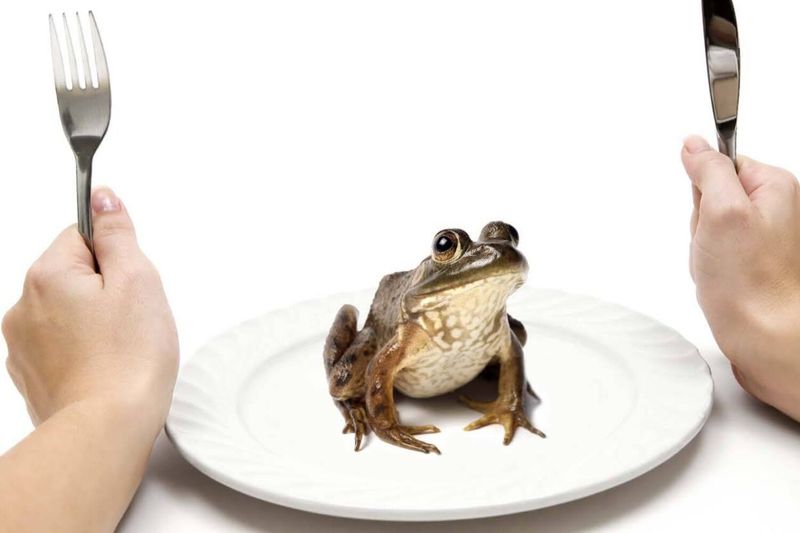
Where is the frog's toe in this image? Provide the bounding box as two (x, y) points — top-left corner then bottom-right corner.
(353, 428), (366, 451)
(458, 395), (493, 412)
(343, 422), (369, 451)
(397, 424), (440, 435)
(340, 403), (370, 451)
(514, 412), (546, 440)
(376, 426), (441, 454)
(342, 416), (371, 435)
(500, 410), (546, 444)
(463, 405), (546, 444)
(499, 410), (547, 446)
(464, 413), (497, 432)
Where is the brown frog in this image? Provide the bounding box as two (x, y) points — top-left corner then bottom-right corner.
(323, 221), (545, 454)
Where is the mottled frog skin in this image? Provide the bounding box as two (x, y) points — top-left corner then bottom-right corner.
(323, 221), (545, 454)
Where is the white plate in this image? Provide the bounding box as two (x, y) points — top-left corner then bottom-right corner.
(166, 289), (712, 521)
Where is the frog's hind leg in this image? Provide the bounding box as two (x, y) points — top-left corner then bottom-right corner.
(324, 305), (359, 373)
(508, 314), (540, 402)
(324, 305), (379, 451)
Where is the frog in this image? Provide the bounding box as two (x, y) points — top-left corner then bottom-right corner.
(323, 221), (545, 454)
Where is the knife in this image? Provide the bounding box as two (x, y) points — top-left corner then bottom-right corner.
(702, 0), (740, 165)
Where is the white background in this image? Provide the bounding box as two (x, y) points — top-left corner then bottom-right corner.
(1, 0), (799, 531)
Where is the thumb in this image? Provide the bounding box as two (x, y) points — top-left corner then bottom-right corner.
(681, 136), (750, 222)
(681, 136), (747, 199)
(91, 188), (141, 275)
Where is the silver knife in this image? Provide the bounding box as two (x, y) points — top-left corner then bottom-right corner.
(702, 0), (740, 165)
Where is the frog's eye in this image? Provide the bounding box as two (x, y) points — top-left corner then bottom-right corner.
(507, 224), (519, 246)
(432, 230), (462, 263)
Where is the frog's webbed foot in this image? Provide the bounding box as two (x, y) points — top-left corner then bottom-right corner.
(337, 400), (371, 451)
(459, 395), (546, 444)
(373, 425), (441, 454)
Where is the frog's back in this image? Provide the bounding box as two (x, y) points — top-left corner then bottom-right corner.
(364, 271), (413, 346)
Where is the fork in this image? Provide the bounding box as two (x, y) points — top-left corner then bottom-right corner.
(49, 11), (111, 261)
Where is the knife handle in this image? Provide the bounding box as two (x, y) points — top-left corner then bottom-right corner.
(717, 131), (737, 170)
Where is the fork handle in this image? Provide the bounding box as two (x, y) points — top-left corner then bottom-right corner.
(75, 154), (97, 267)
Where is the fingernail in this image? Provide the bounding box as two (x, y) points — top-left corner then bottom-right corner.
(683, 136), (712, 154)
(92, 188), (121, 213)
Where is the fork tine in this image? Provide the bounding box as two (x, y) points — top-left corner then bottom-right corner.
(61, 13), (79, 90)
(88, 12), (109, 88)
(75, 12), (93, 89)
(48, 14), (66, 90)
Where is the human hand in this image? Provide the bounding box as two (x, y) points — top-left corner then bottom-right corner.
(682, 135), (800, 421)
(2, 188), (179, 432)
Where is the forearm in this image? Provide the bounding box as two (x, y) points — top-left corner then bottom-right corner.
(0, 397), (161, 533)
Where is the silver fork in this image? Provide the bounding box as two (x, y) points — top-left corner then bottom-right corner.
(49, 11), (111, 260)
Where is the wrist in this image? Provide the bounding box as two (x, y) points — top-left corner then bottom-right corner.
(49, 361), (177, 434)
(750, 296), (800, 358)
(738, 297), (800, 420)
(71, 394), (166, 442)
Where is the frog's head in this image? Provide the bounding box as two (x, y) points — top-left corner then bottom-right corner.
(404, 221), (528, 313)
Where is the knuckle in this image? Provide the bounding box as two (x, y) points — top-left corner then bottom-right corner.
(24, 260), (56, 291)
(773, 171), (799, 194)
(736, 157), (760, 177)
(705, 200), (751, 227)
(94, 219), (134, 241)
(5, 353), (21, 388)
(119, 258), (160, 287)
(700, 152), (734, 173)
(1, 309), (15, 340)
(737, 370), (768, 402)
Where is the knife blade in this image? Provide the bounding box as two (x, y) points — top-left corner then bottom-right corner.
(702, 0), (740, 164)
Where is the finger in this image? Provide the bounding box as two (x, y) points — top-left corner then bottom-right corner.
(737, 155), (799, 222)
(691, 185), (700, 237)
(21, 227), (99, 299)
(686, 138), (701, 217)
(731, 364), (748, 391)
(731, 364), (765, 402)
(682, 136), (749, 202)
(90, 188), (143, 278)
(685, 139), (700, 277)
(735, 155), (794, 197)
(735, 156), (769, 196)
(36, 225), (96, 275)
(5, 356), (30, 410)
(682, 136), (752, 227)
(5, 356), (19, 388)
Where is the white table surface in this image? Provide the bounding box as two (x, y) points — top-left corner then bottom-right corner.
(1, 1), (799, 531)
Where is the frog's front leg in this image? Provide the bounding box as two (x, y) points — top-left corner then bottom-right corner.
(366, 328), (441, 455)
(324, 305), (378, 451)
(460, 334), (546, 444)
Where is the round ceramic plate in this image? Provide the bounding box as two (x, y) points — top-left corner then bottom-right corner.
(166, 289), (712, 521)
